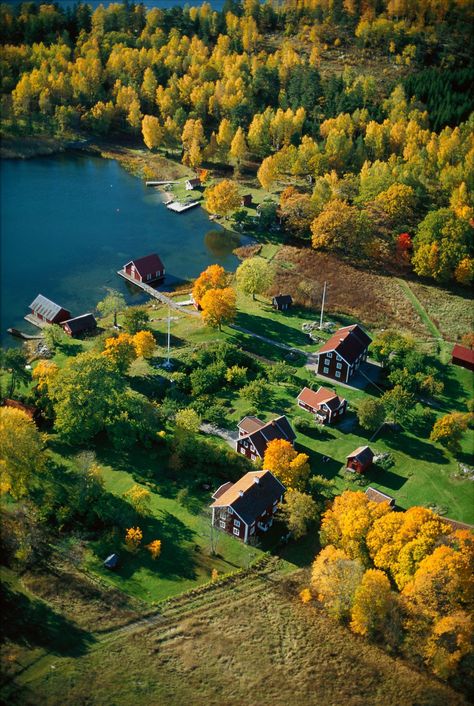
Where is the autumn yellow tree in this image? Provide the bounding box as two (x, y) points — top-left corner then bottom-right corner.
(424, 612), (473, 680)
(123, 484), (151, 516)
(133, 330), (156, 358)
(125, 526), (143, 552)
(192, 264), (227, 307)
(204, 179), (241, 217)
(320, 490), (391, 564)
(430, 412), (471, 454)
(102, 333), (137, 373)
(311, 545), (364, 620)
(230, 126), (248, 173)
(32, 360), (59, 394)
(262, 438), (310, 489)
(0, 407), (45, 498)
(147, 539), (162, 560)
(200, 287), (236, 330)
(141, 114), (163, 151)
(350, 568), (396, 639)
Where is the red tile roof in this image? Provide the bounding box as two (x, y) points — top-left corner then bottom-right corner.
(452, 344), (474, 366)
(297, 386), (345, 411)
(124, 254), (164, 277)
(237, 416), (265, 434)
(318, 324), (371, 364)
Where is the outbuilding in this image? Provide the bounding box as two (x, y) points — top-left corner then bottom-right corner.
(123, 254), (165, 284)
(185, 178), (201, 190)
(346, 445), (374, 474)
(272, 294), (293, 311)
(451, 344), (474, 372)
(62, 313), (97, 337)
(29, 294), (71, 325)
(241, 194), (253, 207)
(365, 487), (395, 507)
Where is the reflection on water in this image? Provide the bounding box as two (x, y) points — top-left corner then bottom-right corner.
(204, 229), (242, 259)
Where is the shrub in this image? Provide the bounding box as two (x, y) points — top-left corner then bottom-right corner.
(294, 415), (314, 432)
(240, 378), (272, 407)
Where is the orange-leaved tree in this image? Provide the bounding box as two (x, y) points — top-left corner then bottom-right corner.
(310, 545), (364, 620)
(320, 490), (391, 564)
(125, 526), (143, 553)
(133, 330), (156, 358)
(200, 287), (236, 330)
(147, 539), (162, 560)
(192, 264), (227, 308)
(350, 568), (396, 639)
(262, 438), (310, 489)
(103, 333), (137, 373)
(204, 179), (241, 217)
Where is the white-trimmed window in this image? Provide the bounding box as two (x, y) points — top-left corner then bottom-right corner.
(251, 454), (256, 461)
(234, 519), (240, 528)
(228, 507), (233, 515)
(324, 358), (330, 366)
(233, 527), (240, 536)
(243, 441), (248, 447)
(335, 371), (341, 378)
(336, 363), (342, 370)
(327, 352), (333, 358)
(240, 448), (246, 454)
(220, 521), (225, 528)
(323, 367), (329, 374)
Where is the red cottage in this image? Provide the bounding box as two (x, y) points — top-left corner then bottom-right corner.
(347, 446), (374, 474)
(451, 344), (474, 372)
(236, 415), (296, 461)
(315, 324), (372, 383)
(62, 313), (97, 338)
(210, 470), (286, 542)
(297, 386), (347, 424)
(29, 294), (71, 325)
(123, 254), (165, 284)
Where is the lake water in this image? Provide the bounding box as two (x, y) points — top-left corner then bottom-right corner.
(7, 0), (229, 11)
(0, 154), (246, 340)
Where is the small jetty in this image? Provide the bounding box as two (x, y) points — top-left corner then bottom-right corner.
(166, 200), (200, 213)
(146, 180), (179, 187)
(117, 269), (199, 317)
(7, 327), (43, 340)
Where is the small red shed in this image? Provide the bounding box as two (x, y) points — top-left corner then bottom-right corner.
(29, 294), (71, 325)
(346, 445), (374, 474)
(451, 344), (474, 372)
(61, 313), (97, 337)
(241, 194), (253, 207)
(124, 254), (165, 284)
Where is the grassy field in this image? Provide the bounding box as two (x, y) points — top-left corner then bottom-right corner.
(3, 559), (468, 706)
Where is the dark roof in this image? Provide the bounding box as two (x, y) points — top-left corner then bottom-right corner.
(365, 487), (395, 506)
(186, 177), (201, 186)
(239, 415), (296, 457)
(237, 416), (265, 434)
(318, 324), (372, 364)
(441, 517), (474, 531)
(347, 445), (374, 465)
(210, 470), (286, 525)
(29, 294), (68, 320)
(452, 344), (474, 365)
(62, 313), (97, 334)
(124, 254), (164, 276)
(297, 386), (345, 412)
(272, 294), (293, 306)
(2, 398), (38, 419)
(103, 553), (120, 569)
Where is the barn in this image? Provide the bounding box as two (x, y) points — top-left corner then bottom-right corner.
(346, 446), (374, 474)
(29, 295), (71, 325)
(62, 313), (97, 337)
(451, 344), (474, 372)
(123, 254), (165, 284)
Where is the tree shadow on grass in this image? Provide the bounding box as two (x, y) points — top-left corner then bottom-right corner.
(364, 466), (407, 491)
(235, 310), (309, 350)
(0, 583), (95, 657)
(382, 430), (449, 464)
(302, 447), (342, 480)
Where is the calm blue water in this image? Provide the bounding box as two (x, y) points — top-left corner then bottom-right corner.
(6, 0), (228, 10)
(0, 154), (246, 339)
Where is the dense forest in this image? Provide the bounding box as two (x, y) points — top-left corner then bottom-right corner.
(1, 0), (474, 285)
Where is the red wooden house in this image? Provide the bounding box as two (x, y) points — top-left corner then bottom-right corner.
(296, 386), (347, 424)
(123, 254), (165, 284)
(346, 446), (374, 474)
(315, 324), (372, 383)
(451, 344), (474, 372)
(29, 295), (71, 325)
(62, 313), (97, 337)
(236, 415), (296, 461)
(210, 470), (286, 542)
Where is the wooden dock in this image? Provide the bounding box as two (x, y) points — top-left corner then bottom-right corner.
(116, 270), (199, 316)
(8, 326), (43, 340)
(145, 180), (179, 187)
(166, 200), (200, 213)
(24, 313), (49, 330)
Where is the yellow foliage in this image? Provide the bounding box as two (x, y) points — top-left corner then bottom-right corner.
(102, 333), (137, 371)
(211, 568), (219, 581)
(147, 539), (162, 560)
(123, 484), (151, 515)
(200, 287), (236, 330)
(262, 438), (310, 490)
(32, 360), (59, 392)
(299, 587), (312, 604)
(424, 611), (473, 680)
(125, 526), (143, 552)
(310, 545), (364, 620)
(350, 569), (393, 637)
(133, 330), (155, 358)
(204, 179), (241, 217)
(192, 264), (227, 306)
(0, 407), (45, 499)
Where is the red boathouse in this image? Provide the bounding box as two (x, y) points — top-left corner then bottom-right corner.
(123, 254), (165, 284)
(29, 295), (71, 325)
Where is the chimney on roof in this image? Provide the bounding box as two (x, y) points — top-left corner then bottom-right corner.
(239, 490), (244, 497)
(254, 476), (260, 485)
(339, 338), (344, 342)
(271, 420), (276, 426)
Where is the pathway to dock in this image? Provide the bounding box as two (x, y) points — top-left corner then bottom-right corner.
(117, 270), (199, 316)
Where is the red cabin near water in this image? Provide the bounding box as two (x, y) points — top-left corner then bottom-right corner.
(123, 254), (165, 284)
